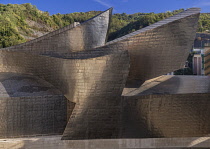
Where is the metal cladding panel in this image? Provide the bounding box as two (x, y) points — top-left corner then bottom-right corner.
(122, 94), (210, 138)
(0, 8), (204, 140)
(0, 95), (67, 138)
(107, 8), (200, 83)
(0, 48), (130, 102)
(205, 49), (210, 75)
(0, 73), (68, 138)
(62, 49), (130, 140)
(0, 48), (130, 139)
(1, 8), (112, 54)
(123, 75), (210, 96)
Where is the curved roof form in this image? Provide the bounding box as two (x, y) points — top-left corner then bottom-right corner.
(1, 8), (113, 54)
(122, 93), (210, 138)
(0, 72), (62, 97)
(106, 8), (201, 84)
(0, 8), (202, 140)
(107, 8), (200, 45)
(123, 75), (210, 96)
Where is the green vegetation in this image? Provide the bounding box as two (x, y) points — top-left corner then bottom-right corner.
(0, 3), (105, 48)
(0, 3), (209, 48)
(108, 9), (184, 41)
(198, 13), (210, 32)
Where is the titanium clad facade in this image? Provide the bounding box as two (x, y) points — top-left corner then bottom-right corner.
(123, 75), (210, 96)
(0, 49), (130, 104)
(0, 49), (130, 139)
(2, 8), (112, 55)
(0, 95), (67, 138)
(205, 49), (210, 75)
(0, 8), (204, 139)
(0, 73), (68, 138)
(107, 8), (200, 84)
(61, 49), (130, 139)
(122, 93), (210, 138)
(121, 75), (210, 138)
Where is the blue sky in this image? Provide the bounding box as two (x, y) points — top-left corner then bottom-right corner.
(1, 0), (210, 14)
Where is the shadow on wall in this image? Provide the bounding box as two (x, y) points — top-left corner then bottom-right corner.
(121, 97), (162, 138)
(139, 76), (181, 95)
(62, 50), (130, 139)
(122, 75), (181, 96)
(0, 72), (74, 138)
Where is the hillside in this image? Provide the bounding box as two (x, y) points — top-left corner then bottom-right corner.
(0, 3), (209, 48)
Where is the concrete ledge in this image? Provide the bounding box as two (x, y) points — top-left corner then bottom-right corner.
(1, 136), (210, 149)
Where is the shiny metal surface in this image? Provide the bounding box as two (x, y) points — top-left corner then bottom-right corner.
(0, 8), (203, 140)
(107, 8), (200, 85)
(0, 48), (130, 139)
(122, 93), (210, 138)
(61, 48), (130, 139)
(0, 48), (130, 103)
(123, 75), (210, 96)
(1, 8), (112, 54)
(121, 75), (210, 138)
(0, 72), (67, 138)
(205, 49), (210, 75)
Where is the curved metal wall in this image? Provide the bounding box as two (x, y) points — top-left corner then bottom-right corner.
(123, 75), (210, 96)
(205, 49), (210, 75)
(0, 95), (67, 138)
(0, 48), (130, 139)
(107, 8), (200, 84)
(0, 8), (203, 139)
(0, 73), (68, 138)
(1, 8), (112, 54)
(122, 94), (210, 138)
(0, 48), (130, 103)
